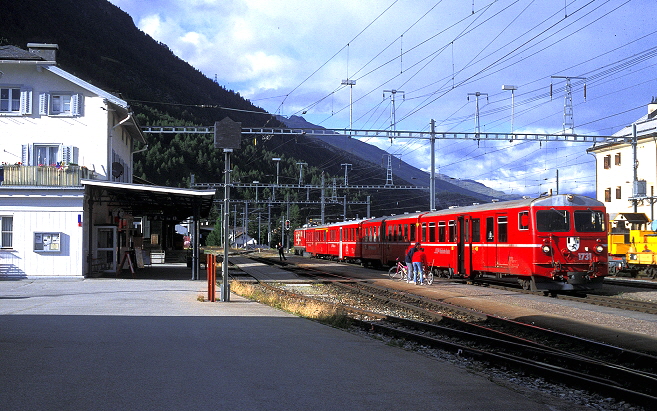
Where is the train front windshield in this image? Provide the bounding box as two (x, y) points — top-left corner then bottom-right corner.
(573, 210), (605, 232)
(536, 209), (605, 233)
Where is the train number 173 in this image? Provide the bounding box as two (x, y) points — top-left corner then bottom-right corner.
(578, 252), (592, 261)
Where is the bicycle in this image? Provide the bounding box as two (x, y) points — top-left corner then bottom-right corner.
(388, 258), (408, 281)
(422, 266), (434, 285)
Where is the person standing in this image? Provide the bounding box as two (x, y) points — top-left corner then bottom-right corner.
(412, 247), (428, 285)
(277, 242), (287, 261)
(404, 242), (420, 283)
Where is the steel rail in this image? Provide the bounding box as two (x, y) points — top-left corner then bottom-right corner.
(249, 278), (657, 408)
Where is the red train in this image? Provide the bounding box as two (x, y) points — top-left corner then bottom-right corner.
(294, 194), (608, 292)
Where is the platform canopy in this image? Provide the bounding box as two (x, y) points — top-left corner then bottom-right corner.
(83, 180), (216, 220)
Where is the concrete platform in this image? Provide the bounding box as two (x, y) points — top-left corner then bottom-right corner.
(230, 257), (307, 282)
(1, 264), (575, 411)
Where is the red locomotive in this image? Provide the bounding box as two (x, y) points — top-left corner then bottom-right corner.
(294, 194), (608, 292)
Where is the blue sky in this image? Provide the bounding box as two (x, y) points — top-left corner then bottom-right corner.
(109, 0), (657, 197)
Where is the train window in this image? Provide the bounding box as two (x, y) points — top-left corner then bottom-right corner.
(438, 222), (446, 242)
(398, 224), (403, 242)
(574, 210), (605, 232)
(421, 223), (427, 242)
(410, 224), (416, 241)
(403, 224), (408, 241)
(472, 219), (481, 242)
(448, 220), (456, 242)
(429, 222), (436, 242)
(388, 226), (393, 241)
(536, 209), (570, 232)
(518, 211), (529, 230)
(486, 217), (494, 242)
(497, 216), (508, 242)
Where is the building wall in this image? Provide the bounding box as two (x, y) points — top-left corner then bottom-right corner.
(0, 63), (113, 179)
(0, 189), (85, 278)
(108, 111), (134, 183)
(594, 140), (657, 219)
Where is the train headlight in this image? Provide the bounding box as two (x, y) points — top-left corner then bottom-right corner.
(542, 245), (552, 254)
(595, 245), (604, 254)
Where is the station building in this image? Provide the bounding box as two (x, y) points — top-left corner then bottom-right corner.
(0, 43), (214, 279)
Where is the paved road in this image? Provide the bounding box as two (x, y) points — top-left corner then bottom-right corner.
(1, 271), (575, 411)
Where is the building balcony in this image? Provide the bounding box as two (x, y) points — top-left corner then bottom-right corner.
(0, 165), (93, 187)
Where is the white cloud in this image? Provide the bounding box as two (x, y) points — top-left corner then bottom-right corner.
(108, 0), (656, 198)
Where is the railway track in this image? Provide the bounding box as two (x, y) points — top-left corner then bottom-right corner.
(604, 277), (657, 290)
(467, 278), (657, 315)
(252, 254), (657, 316)
(238, 257), (657, 408)
(253, 280), (657, 408)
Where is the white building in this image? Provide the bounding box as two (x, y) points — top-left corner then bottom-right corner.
(588, 101), (657, 221)
(0, 44), (214, 279)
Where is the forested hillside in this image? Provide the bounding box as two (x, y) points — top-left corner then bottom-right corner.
(2, 0), (486, 223)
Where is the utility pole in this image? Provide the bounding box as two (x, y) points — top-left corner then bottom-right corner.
(332, 178), (339, 202)
(502, 85), (518, 133)
(341, 79), (356, 133)
(272, 157), (281, 201)
(341, 163), (352, 186)
(320, 173), (325, 224)
(551, 75), (586, 134)
(296, 162), (307, 186)
(383, 153), (402, 186)
(467, 92), (488, 135)
(632, 123), (638, 212)
(383, 89), (405, 140)
(430, 119), (436, 211)
(267, 201), (271, 246)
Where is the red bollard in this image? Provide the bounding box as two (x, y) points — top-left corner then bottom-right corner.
(207, 254), (216, 302)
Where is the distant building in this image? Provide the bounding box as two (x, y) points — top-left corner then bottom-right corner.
(587, 101), (657, 221)
(0, 44), (214, 279)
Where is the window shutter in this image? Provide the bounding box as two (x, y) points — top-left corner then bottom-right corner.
(21, 144), (32, 165)
(20, 89), (32, 115)
(39, 93), (49, 115)
(71, 94), (83, 116)
(62, 146), (79, 164)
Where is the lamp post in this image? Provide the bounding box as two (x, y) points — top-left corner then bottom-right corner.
(502, 85), (518, 133)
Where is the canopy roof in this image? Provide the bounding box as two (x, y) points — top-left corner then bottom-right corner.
(83, 180), (215, 220)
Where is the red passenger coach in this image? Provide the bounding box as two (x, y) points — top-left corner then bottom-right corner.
(296, 194), (607, 293)
(378, 212), (428, 267)
(296, 220), (362, 261)
(414, 194), (608, 292)
(293, 228), (307, 255)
